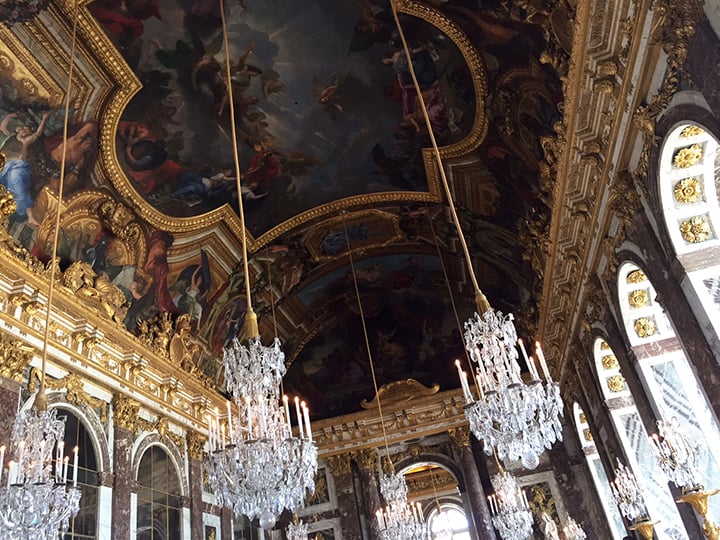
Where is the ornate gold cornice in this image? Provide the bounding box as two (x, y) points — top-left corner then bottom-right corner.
(353, 448), (378, 472)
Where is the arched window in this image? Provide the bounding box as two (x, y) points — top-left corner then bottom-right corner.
(572, 402), (625, 539)
(59, 408), (100, 540)
(427, 502), (470, 540)
(618, 263), (720, 516)
(659, 123), (720, 338)
(592, 338), (687, 539)
(136, 445), (183, 540)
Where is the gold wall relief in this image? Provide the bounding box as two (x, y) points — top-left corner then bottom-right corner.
(449, 425), (471, 449)
(28, 367), (108, 422)
(628, 289), (650, 309)
(680, 215), (712, 243)
(601, 354), (619, 370)
(633, 317), (657, 338)
(673, 177), (703, 204)
(326, 453), (352, 477)
(673, 143), (704, 168)
(606, 374), (626, 393)
(0, 333), (34, 382)
(353, 448), (378, 472)
(583, 428), (594, 442)
(680, 125), (705, 138)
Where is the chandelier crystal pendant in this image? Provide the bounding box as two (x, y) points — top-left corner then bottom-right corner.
(487, 471), (534, 540)
(205, 336), (318, 528)
(611, 460), (650, 523)
(0, 408), (82, 539)
(459, 308), (564, 468)
(285, 516), (309, 540)
(377, 470), (428, 540)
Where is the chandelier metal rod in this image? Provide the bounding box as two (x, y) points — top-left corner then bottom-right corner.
(219, 0), (258, 338)
(36, 0), (81, 410)
(341, 213), (394, 472)
(388, 0), (489, 314)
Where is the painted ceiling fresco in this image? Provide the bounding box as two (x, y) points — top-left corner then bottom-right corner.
(0, 0), (565, 418)
(93, 0), (477, 236)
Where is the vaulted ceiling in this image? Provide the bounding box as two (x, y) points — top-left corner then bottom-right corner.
(0, 0), (570, 419)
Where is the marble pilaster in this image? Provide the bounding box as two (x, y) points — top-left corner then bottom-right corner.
(328, 453), (362, 540)
(111, 395), (140, 540)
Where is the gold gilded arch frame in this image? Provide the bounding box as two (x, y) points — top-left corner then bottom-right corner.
(91, 0), (488, 251)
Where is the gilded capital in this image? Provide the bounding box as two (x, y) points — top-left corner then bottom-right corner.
(112, 394), (140, 432)
(327, 453), (352, 477)
(353, 448), (378, 472)
(187, 430), (207, 460)
(449, 426), (471, 449)
(0, 334), (34, 382)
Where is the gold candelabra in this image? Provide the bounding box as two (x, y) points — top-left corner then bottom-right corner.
(628, 519), (658, 540)
(676, 489), (720, 540)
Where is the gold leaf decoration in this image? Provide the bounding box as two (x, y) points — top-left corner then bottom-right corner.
(627, 270), (647, 284)
(680, 125), (705, 138)
(634, 317), (657, 338)
(600, 340), (611, 350)
(673, 144), (704, 168)
(680, 216), (712, 243)
(601, 354), (619, 370)
(628, 289), (650, 309)
(607, 374), (626, 393)
(579, 413), (587, 424)
(583, 428), (594, 441)
(673, 177), (703, 204)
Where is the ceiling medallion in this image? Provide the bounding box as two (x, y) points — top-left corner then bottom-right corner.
(673, 144), (704, 168)
(633, 317), (657, 338)
(680, 215), (712, 243)
(674, 177), (703, 204)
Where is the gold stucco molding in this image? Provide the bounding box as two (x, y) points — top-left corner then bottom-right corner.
(112, 394), (140, 432)
(0, 333), (34, 382)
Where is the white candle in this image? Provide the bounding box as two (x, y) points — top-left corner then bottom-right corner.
(535, 341), (551, 381)
(207, 416), (214, 451)
(294, 397), (304, 439)
(72, 446), (79, 487)
(7, 461), (14, 487)
(226, 400), (234, 442)
(0, 445), (5, 485)
(63, 456), (69, 484)
(377, 510), (385, 530)
(283, 395), (292, 437)
(302, 401), (312, 442)
(246, 397), (252, 438)
(17, 441), (24, 468)
(455, 360), (472, 403)
(522, 489), (529, 509)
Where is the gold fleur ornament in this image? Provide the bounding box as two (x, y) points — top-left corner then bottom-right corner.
(627, 270), (647, 284)
(673, 143), (704, 168)
(680, 215), (712, 243)
(601, 354), (620, 370)
(674, 177), (703, 204)
(607, 374), (626, 393)
(628, 289), (650, 308)
(680, 125), (705, 138)
(634, 317), (657, 338)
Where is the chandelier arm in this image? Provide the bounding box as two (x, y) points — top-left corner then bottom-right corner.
(424, 201), (479, 391)
(341, 212), (394, 473)
(219, 0), (258, 337)
(36, 0), (81, 410)
(388, 0), (489, 314)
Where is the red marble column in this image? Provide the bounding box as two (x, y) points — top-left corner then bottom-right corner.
(354, 449), (382, 540)
(220, 507), (233, 540)
(187, 430), (207, 540)
(327, 453), (363, 540)
(450, 427), (497, 540)
(111, 395), (140, 540)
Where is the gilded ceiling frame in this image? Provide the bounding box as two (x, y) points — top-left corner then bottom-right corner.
(85, 0), (488, 250)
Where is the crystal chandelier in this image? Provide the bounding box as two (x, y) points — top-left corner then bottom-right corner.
(650, 418), (702, 491)
(377, 470), (428, 540)
(562, 517), (587, 540)
(0, 3), (82, 536)
(611, 460), (650, 523)
(0, 408), (81, 538)
(386, 0), (563, 472)
(458, 313), (564, 469)
(487, 471), (533, 540)
(205, 337), (317, 527)
(203, 0), (316, 529)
